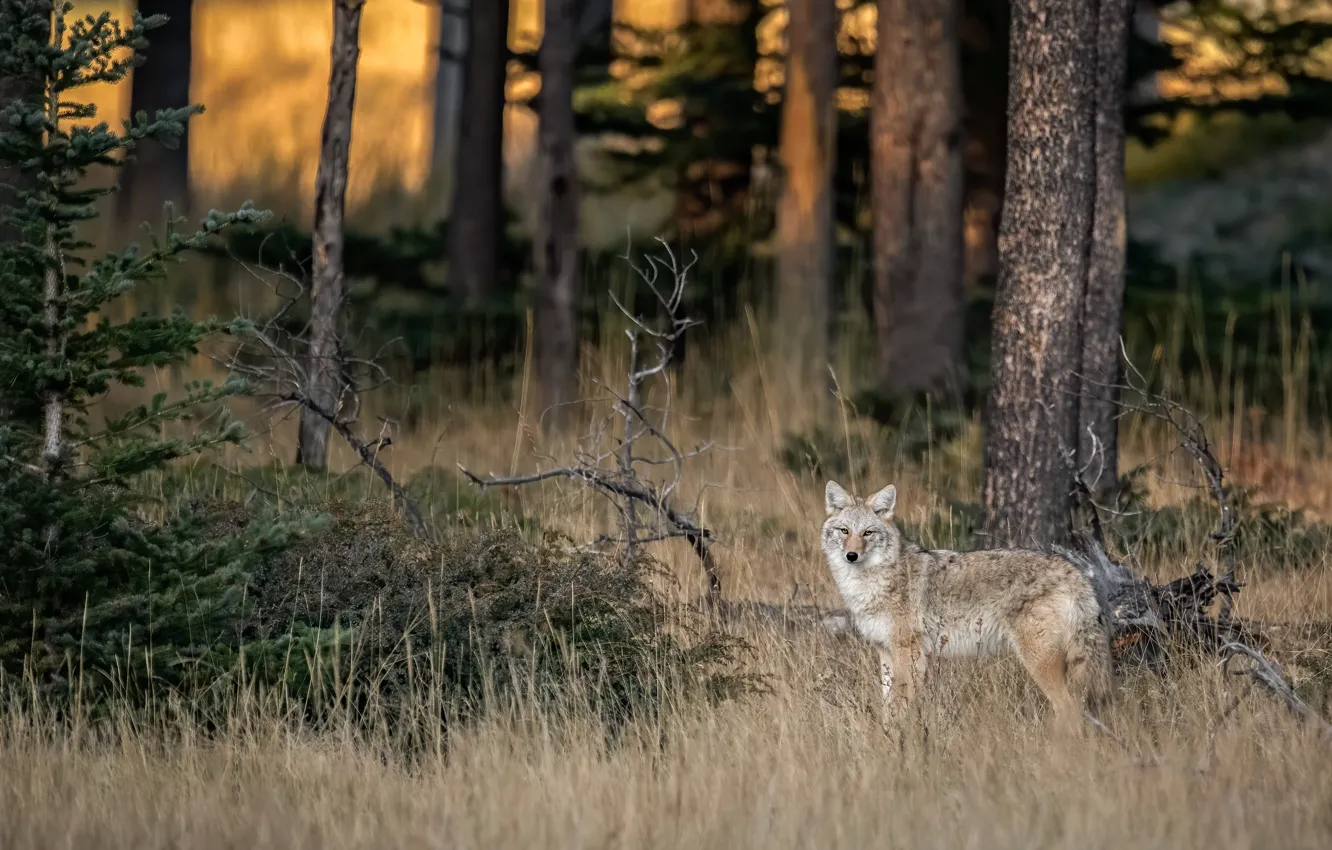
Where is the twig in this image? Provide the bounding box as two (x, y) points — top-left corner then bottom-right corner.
(1220, 642), (1332, 739)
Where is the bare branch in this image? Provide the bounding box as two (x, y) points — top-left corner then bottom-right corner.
(461, 236), (722, 605)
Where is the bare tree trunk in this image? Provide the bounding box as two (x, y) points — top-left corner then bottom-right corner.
(871, 0), (966, 402)
(1078, 0), (1134, 499)
(117, 0), (193, 234)
(979, 0), (1096, 549)
(296, 0), (363, 471)
(774, 0), (837, 390)
(448, 0), (510, 306)
(533, 0), (580, 428)
(429, 0), (468, 190)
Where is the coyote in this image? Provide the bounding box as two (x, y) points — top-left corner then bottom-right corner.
(821, 480), (1114, 728)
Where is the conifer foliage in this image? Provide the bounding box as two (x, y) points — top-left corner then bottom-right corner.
(0, 1), (286, 695)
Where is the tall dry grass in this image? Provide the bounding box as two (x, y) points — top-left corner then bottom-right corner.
(7, 272), (1332, 848)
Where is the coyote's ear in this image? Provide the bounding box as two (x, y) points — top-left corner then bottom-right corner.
(825, 480), (853, 515)
(868, 484), (897, 519)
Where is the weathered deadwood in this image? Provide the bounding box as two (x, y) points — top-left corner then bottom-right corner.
(459, 238), (722, 607)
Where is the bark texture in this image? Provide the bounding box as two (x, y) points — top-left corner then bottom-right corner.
(1078, 0), (1134, 498)
(533, 0), (581, 428)
(448, 0), (510, 306)
(980, 0), (1097, 549)
(296, 0), (363, 471)
(117, 0), (193, 234)
(871, 0), (966, 401)
(774, 0), (837, 382)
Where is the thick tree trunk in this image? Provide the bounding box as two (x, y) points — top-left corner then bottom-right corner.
(448, 0), (510, 306)
(979, 0), (1097, 549)
(429, 0), (467, 190)
(871, 0), (966, 401)
(296, 0), (363, 471)
(533, 0), (580, 428)
(774, 0), (837, 387)
(117, 0), (193, 234)
(1078, 0), (1134, 499)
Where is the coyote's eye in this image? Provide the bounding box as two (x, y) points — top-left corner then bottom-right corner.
(862, 529), (875, 537)
(836, 527), (850, 535)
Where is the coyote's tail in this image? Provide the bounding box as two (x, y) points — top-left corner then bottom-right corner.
(1066, 605), (1115, 715)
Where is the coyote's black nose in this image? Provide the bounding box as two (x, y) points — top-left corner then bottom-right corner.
(844, 551), (859, 563)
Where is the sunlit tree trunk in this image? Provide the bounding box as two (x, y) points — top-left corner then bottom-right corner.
(774, 0), (838, 390)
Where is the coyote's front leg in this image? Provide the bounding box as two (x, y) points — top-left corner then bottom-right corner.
(892, 636), (929, 720)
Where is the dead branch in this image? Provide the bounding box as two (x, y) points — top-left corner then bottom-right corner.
(458, 236), (722, 606)
(216, 256), (428, 539)
(1220, 642), (1332, 739)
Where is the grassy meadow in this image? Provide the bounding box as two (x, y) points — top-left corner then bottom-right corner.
(4, 270), (1332, 848)
(6, 3), (1332, 846)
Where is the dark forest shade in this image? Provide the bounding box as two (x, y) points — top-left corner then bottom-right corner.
(980, 0), (1098, 549)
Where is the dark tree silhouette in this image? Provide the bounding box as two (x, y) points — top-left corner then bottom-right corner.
(448, 0), (511, 306)
(117, 0), (194, 234)
(1078, 0), (1136, 499)
(533, 0), (581, 427)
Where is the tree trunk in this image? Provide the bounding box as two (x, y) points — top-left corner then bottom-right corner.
(448, 0), (510, 306)
(871, 0), (966, 402)
(429, 0), (468, 191)
(117, 0), (193, 234)
(296, 0), (363, 471)
(533, 0), (580, 428)
(979, 0), (1097, 549)
(774, 0), (837, 388)
(1078, 0), (1134, 499)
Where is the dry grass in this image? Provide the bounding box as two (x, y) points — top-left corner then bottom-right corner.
(2, 628), (1330, 849)
(7, 306), (1332, 849)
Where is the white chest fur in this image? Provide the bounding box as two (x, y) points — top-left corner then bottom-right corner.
(829, 563), (895, 647)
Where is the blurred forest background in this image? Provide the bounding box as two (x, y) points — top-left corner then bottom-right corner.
(87, 0), (1332, 423)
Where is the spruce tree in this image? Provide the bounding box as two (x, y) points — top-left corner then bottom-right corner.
(0, 0), (291, 696)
